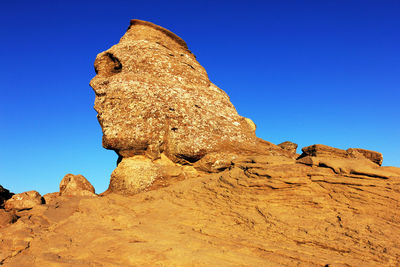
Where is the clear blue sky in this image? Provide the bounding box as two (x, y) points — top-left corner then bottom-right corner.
(0, 0), (399, 195)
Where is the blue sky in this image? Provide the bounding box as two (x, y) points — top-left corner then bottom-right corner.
(0, 0), (399, 195)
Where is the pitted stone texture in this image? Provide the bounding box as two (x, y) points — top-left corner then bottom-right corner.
(298, 144), (391, 178)
(89, 19), (285, 163)
(107, 155), (198, 195)
(301, 144), (349, 158)
(347, 148), (383, 166)
(278, 141), (298, 155)
(108, 156), (161, 195)
(4, 191), (43, 211)
(59, 174), (96, 197)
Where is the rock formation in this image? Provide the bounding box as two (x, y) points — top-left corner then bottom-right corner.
(90, 19), (293, 194)
(4, 191), (44, 211)
(59, 174), (96, 197)
(1, 19), (400, 266)
(278, 141), (298, 155)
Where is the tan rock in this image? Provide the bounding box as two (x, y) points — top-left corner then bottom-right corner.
(347, 148), (383, 166)
(1, 155), (400, 266)
(107, 155), (199, 195)
(59, 174), (96, 197)
(107, 156), (160, 195)
(3, 19), (400, 267)
(0, 209), (18, 227)
(42, 192), (60, 204)
(301, 144), (349, 158)
(194, 152), (238, 173)
(244, 117), (257, 133)
(4, 191), (44, 211)
(89, 19), (287, 164)
(278, 141), (298, 155)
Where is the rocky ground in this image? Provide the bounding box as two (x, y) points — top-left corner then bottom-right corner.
(1, 149), (400, 266)
(1, 19), (399, 266)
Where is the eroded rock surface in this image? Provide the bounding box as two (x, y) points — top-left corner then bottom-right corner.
(278, 141), (298, 155)
(1, 154), (399, 266)
(0, 210), (17, 228)
(347, 148), (383, 166)
(1, 19), (399, 266)
(89, 19), (294, 195)
(4, 191), (44, 211)
(89, 19), (287, 163)
(59, 174), (96, 197)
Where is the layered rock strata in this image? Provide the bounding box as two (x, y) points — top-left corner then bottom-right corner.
(1, 152), (400, 266)
(1, 20), (399, 266)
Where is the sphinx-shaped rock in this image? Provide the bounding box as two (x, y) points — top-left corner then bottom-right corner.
(90, 19), (291, 194)
(90, 20), (286, 163)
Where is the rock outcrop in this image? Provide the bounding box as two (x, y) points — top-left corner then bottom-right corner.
(4, 191), (44, 211)
(297, 144), (392, 178)
(0, 19), (399, 266)
(1, 152), (399, 266)
(59, 174), (96, 197)
(278, 141), (298, 155)
(90, 19), (293, 194)
(347, 147), (383, 166)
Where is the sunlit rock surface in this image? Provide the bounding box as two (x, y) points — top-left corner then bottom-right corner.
(1, 20), (400, 266)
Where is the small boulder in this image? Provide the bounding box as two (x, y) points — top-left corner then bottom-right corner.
(108, 156), (161, 195)
(278, 141), (298, 155)
(4, 191), (44, 211)
(43, 192), (60, 204)
(301, 144), (348, 159)
(59, 174), (96, 197)
(0, 185), (14, 208)
(347, 148), (383, 166)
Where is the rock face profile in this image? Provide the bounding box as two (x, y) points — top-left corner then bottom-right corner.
(1, 20), (400, 266)
(90, 19), (290, 194)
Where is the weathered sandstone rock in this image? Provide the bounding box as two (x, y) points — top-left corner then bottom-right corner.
(89, 19), (295, 194)
(107, 155), (198, 195)
(0, 185), (13, 208)
(297, 144), (394, 178)
(2, 19), (400, 266)
(59, 174), (96, 197)
(300, 144), (349, 158)
(278, 141), (298, 155)
(89, 19), (287, 164)
(4, 191), (44, 211)
(347, 148), (383, 166)
(1, 153), (399, 266)
(0, 210), (17, 227)
(42, 192), (60, 205)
